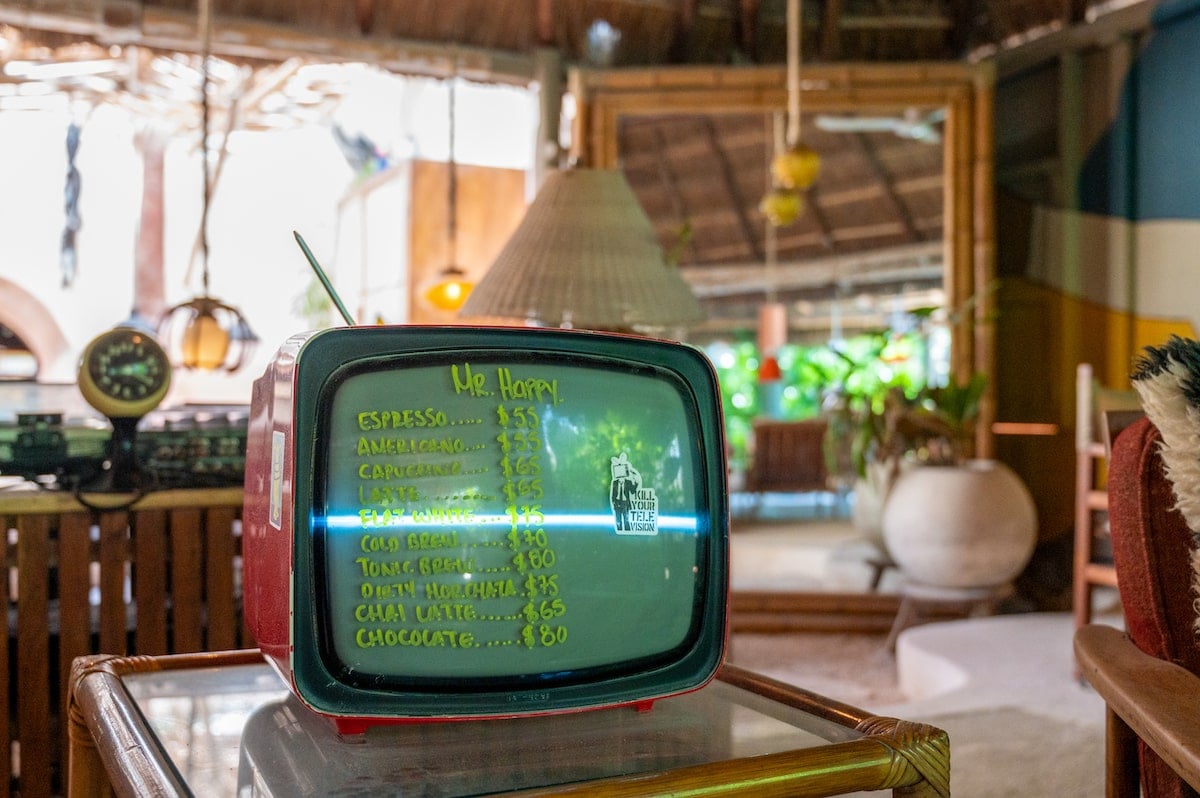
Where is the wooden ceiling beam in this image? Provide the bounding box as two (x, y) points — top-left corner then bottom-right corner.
(536, 0), (554, 45)
(650, 125), (696, 262)
(355, 0), (374, 35)
(837, 14), (952, 30)
(701, 116), (763, 262)
(1066, 0), (1090, 26)
(0, 5), (537, 83)
(852, 131), (923, 242)
(669, 0), (698, 61)
(820, 0), (844, 61)
(737, 0), (760, 58)
(944, 0), (980, 57)
(800, 186), (837, 251)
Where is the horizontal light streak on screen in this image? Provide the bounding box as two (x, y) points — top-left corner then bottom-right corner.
(318, 512), (700, 534)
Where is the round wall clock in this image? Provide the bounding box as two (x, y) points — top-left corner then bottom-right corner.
(76, 326), (174, 494)
(78, 326), (173, 420)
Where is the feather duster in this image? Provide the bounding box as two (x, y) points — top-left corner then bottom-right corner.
(1131, 335), (1200, 631)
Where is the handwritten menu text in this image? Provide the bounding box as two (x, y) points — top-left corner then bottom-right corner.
(347, 363), (569, 654)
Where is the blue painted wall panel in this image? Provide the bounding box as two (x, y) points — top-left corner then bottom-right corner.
(1079, 0), (1200, 221)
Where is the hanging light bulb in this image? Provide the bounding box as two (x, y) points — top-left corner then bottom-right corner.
(423, 57), (473, 313)
(158, 1), (256, 371)
(181, 304), (227, 369)
(424, 265), (473, 312)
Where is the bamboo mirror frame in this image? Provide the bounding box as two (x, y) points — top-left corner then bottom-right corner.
(568, 64), (997, 617)
(568, 62), (997, 458)
(571, 64), (993, 379)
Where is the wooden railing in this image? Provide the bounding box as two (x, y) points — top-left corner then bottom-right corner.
(0, 486), (245, 797)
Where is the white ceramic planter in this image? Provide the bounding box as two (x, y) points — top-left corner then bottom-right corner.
(881, 459), (1037, 590)
(851, 459), (900, 549)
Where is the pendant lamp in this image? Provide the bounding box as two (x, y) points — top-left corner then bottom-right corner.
(758, 118), (789, 419)
(158, 0), (256, 371)
(422, 59), (473, 312)
(457, 168), (703, 332)
(424, 265), (473, 312)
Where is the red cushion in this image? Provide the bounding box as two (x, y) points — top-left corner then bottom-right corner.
(1108, 415), (1200, 798)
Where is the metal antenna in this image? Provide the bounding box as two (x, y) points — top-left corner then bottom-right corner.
(293, 231), (355, 326)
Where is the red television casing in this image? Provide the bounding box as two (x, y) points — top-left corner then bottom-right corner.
(242, 325), (729, 732)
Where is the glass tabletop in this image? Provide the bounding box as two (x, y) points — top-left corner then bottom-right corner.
(123, 663), (867, 796)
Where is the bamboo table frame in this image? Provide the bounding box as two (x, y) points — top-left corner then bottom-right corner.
(67, 650), (948, 797)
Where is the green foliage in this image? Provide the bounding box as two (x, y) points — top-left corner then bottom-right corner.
(921, 372), (987, 438)
(294, 276), (335, 329)
(907, 371), (988, 463)
(799, 330), (928, 483)
(546, 408), (685, 507)
(702, 328), (932, 476)
(702, 335), (761, 473)
(705, 290), (992, 485)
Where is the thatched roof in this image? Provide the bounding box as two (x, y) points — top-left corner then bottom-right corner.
(0, 0), (1154, 336)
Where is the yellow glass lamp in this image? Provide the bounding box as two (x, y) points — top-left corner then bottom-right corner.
(423, 265), (474, 312)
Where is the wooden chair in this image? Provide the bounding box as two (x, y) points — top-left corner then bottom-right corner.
(1072, 363), (1142, 636)
(1074, 415), (1200, 797)
(741, 417), (833, 515)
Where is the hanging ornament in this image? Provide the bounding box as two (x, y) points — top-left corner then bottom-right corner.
(762, 0), (820, 226)
(772, 143), (821, 190)
(759, 188), (805, 227)
(61, 121), (82, 287)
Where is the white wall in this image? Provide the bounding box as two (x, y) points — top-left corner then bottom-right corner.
(0, 67), (538, 417)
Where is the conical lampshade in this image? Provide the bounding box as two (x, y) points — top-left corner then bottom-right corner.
(458, 169), (703, 332)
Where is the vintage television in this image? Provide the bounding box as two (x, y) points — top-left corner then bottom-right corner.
(242, 325), (729, 731)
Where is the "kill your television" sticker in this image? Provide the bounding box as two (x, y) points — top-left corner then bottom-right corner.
(609, 452), (659, 535)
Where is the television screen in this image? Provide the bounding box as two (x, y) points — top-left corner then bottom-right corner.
(243, 326), (728, 729)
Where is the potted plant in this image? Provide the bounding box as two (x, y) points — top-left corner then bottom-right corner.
(875, 372), (1038, 591)
(816, 334), (924, 544)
